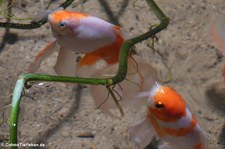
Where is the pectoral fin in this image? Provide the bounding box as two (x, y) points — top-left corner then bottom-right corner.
(54, 48), (76, 76)
(128, 118), (155, 149)
(28, 40), (58, 73)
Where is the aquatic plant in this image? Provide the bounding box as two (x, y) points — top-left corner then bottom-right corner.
(0, 0), (75, 29)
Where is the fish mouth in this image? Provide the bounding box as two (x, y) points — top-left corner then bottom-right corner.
(51, 27), (75, 38)
(51, 28), (59, 37)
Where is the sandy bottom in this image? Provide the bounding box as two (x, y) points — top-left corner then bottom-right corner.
(0, 0), (225, 149)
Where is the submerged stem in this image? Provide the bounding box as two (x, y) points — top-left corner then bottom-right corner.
(0, 0), (74, 29)
(106, 85), (124, 116)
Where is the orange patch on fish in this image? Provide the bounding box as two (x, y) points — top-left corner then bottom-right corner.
(50, 10), (88, 23)
(79, 26), (124, 66)
(148, 113), (165, 138)
(149, 86), (186, 122)
(194, 143), (204, 149)
(163, 115), (197, 136)
(149, 106), (197, 137)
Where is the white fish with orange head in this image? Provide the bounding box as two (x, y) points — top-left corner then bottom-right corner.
(29, 10), (125, 76)
(129, 83), (208, 149)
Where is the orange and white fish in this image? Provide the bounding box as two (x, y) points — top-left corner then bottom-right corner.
(29, 10), (125, 76)
(129, 82), (208, 149)
(210, 18), (225, 82)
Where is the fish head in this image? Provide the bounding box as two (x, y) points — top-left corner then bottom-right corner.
(48, 10), (88, 37)
(148, 83), (186, 122)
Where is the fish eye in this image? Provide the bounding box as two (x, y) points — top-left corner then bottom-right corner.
(59, 22), (66, 28)
(155, 102), (164, 109)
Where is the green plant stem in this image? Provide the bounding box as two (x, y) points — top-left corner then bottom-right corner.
(0, 0), (74, 29)
(9, 0), (169, 148)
